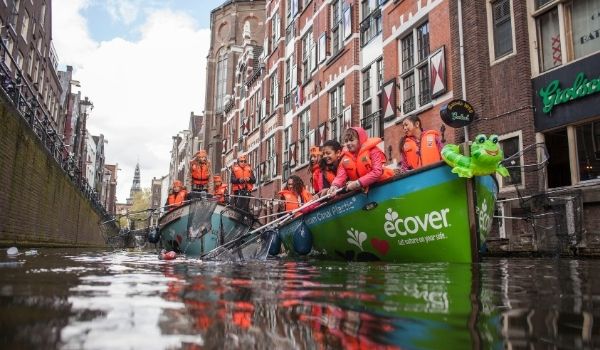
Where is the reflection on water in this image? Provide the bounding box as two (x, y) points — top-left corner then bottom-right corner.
(0, 249), (599, 349)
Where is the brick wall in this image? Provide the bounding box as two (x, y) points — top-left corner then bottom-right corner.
(0, 96), (109, 247)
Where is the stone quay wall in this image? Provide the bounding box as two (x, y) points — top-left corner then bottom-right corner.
(0, 96), (109, 248)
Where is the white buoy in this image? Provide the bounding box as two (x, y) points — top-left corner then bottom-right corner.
(6, 247), (18, 256)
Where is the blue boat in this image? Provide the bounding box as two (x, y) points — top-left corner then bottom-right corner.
(157, 198), (257, 257)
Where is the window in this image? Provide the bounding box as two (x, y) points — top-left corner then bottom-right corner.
(376, 59), (384, 88)
(362, 67), (371, 101)
(498, 133), (523, 187)
(3, 35), (13, 71)
(329, 84), (345, 141)
(40, 4), (46, 28)
(16, 51), (23, 70)
(400, 22), (431, 114)
(215, 53), (228, 113)
(576, 121), (600, 182)
(271, 12), (280, 50)
(331, 0), (344, 55)
(21, 11), (29, 42)
(535, 0), (600, 73)
(299, 110), (310, 164)
(270, 70), (278, 113)
(27, 47), (33, 76)
(360, 0), (382, 45)
(266, 135), (276, 180)
(284, 126), (291, 167)
(491, 0), (513, 59)
(284, 58), (291, 112)
(302, 29), (315, 83)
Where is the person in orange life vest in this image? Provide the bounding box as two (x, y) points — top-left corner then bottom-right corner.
(398, 115), (442, 172)
(315, 140), (343, 197)
(308, 146), (322, 193)
(278, 175), (314, 213)
(166, 180), (188, 208)
(327, 127), (394, 194)
(212, 175), (228, 204)
(231, 154), (255, 211)
(190, 149), (211, 192)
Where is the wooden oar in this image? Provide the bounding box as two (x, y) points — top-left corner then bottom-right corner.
(201, 189), (343, 260)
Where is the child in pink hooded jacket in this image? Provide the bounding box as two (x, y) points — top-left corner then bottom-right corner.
(327, 127), (394, 194)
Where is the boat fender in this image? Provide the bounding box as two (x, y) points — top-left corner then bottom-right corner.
(267, 230), (281, 256)
(292, 222), (313, 255)
(160, 250), (177, 260)
(147, 227), (161, 244)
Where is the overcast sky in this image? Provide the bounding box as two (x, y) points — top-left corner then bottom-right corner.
(53, 0), (224, 202)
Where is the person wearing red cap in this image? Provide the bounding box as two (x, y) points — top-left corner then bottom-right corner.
(231, 154), (255, 211)
(190, 150), (211, 192)
(212, 175), (228, 204)
(308, 146), (322, 193)
(166, 180), (188, 209)
(328, 127), (394, 194)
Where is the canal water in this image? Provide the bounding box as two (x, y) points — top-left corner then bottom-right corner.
(1, 249), (599, 349)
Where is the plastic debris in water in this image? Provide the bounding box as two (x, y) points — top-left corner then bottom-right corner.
(25, 250), (38, 256)
(160, 250), (177, 260)
(6, 247), (18, 256)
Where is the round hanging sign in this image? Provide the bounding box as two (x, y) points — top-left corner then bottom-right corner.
(439, 99), (475, 128)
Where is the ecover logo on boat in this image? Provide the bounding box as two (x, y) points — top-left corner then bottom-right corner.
(383, 208), (450, 237)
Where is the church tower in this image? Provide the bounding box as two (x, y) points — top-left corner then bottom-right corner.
(127, 163), (142, 205)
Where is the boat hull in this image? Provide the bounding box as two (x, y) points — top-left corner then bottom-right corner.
(278, 164), (498, 263)
(158, 200), (254, 257)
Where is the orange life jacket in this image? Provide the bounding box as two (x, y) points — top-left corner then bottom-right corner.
(340, 137), (394, 182)
(278, 189), (313, 212)
(167, 190), (187, 207)
(322, 168), (336, 188)
(213, 184), (228, 203)
(403, 130), (442, 170)
(311, 163), (322, 192)
(232, 164), (254, 191)
(190, 161), (210, 185)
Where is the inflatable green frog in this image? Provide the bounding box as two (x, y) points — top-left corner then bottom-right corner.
(441, 134), (509, 178)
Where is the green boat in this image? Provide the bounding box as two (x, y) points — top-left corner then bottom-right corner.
(277, 162), (497, 263)
(158, 198), (260, 257)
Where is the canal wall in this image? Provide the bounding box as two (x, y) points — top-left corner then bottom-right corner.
(0, 94), (109, 248)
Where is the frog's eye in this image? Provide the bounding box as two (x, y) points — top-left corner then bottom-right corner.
(490, 135), (499, 144)
(476, 135), (486, 144)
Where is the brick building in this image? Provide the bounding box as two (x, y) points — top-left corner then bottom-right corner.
(203, 0), (600, 250)
(450, 0), (600, 252)
(203, 0), (267, 174)
(0, 0), (62, 131)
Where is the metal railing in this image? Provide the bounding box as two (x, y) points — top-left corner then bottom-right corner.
(0, 39), (112, 222)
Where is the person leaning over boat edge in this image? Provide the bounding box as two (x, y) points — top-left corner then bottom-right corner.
(278, 175), (314, 216)
(190, 149), (211, 192)
(327, 127), (394, 194)
(231, 154), (256, 211)
(166, 180), (188, 209)
(315, 140), (342, 197)
(308, 146), (322, 193)
(398, 115), (442, 173)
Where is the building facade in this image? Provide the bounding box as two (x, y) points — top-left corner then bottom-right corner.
(199, 0), (600, 251)
(0, 0), (62, 131)
(101, 163), (118, 215)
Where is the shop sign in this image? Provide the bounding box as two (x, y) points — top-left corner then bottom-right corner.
(540, 72), (600, 114)
(439, 99), (475, 128)
(533, 52), (600, 132)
